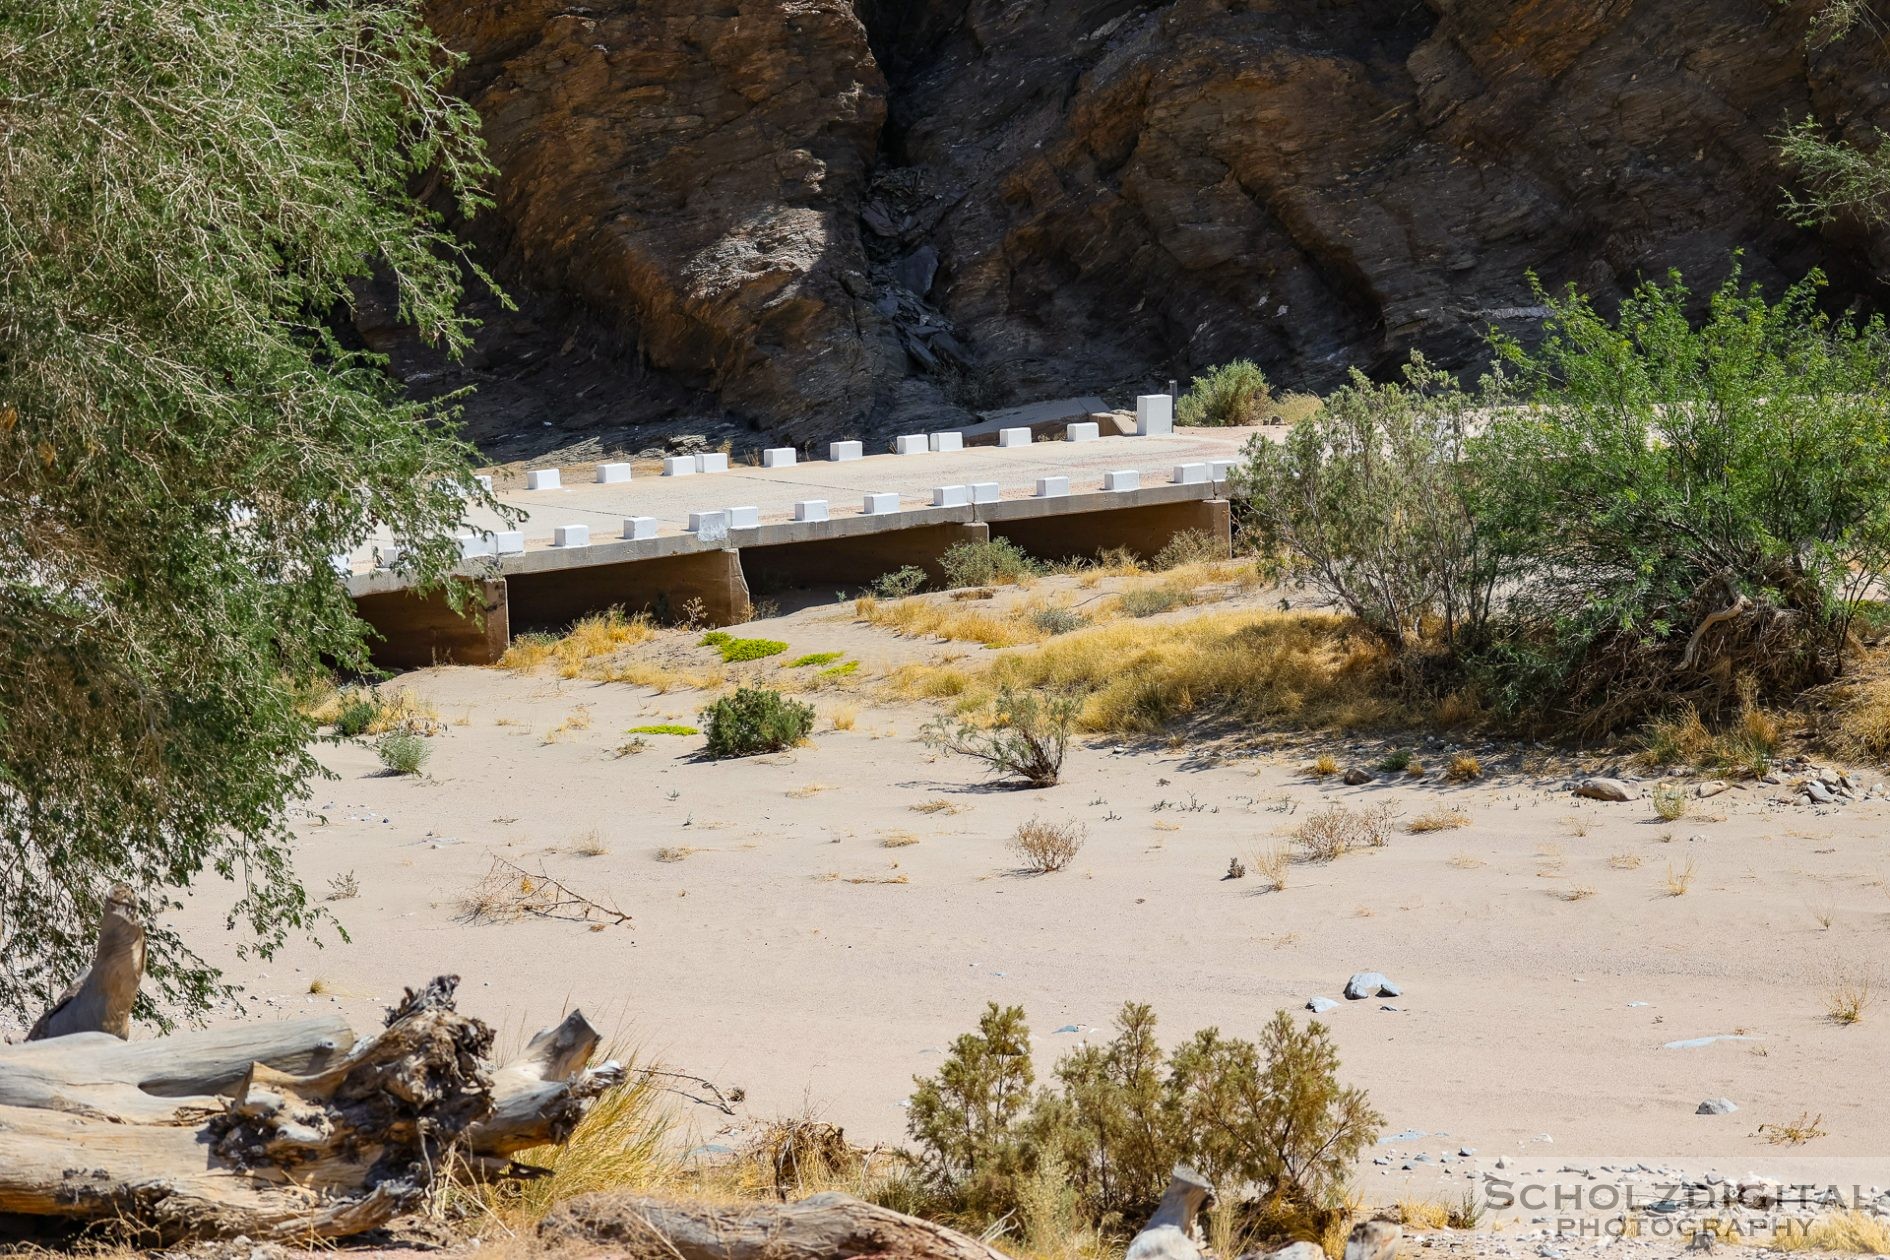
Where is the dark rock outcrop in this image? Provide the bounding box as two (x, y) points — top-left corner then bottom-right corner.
(397, 0), (1890, 449)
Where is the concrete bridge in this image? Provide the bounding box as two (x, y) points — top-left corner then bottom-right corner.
(348, 409), (1254, 667)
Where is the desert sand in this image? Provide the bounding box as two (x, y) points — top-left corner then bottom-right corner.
(105, 568), (1889, 1221)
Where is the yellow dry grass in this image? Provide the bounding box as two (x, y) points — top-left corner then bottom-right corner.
(1407, 807), (1470, 834)
(500, 610), (657, 677)
(888, 610), (1410, 735)
(1771, 1210), (1890, 1253)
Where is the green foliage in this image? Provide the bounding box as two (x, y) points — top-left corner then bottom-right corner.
(1118, 585), (1192, 618)
(940, 537), (1043, 588)
(0, 0), (499, 1020)
(1375, 748), (1413, 773)
(699, 687), (815, 758)
(789, 652), (845, 667)
(1150, 529), (1226, 571)
(1779, 118), (1890, 229)
(1237, 353), (1494, 655)
(333, 690), (380, 739)
(626, 724), (699, 736)
(375, 731), (431, 776)
(1030, 608), (1088, 636)
(818, 661), (860, 678)
(701, 635), (788, 663)
(921, 686), (1076, 787)
(1477, 268), (1890, 729)
(908, 1003), (1381, 1229)
(1178, 360), (1273, 427)
(871, 566), (929, 599)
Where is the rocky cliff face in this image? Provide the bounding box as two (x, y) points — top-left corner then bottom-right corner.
(398, 0), (1889, 452)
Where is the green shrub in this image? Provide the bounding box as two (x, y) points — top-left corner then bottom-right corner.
(1375, 748), (1412, 773)
(871, 566), (928, 598)
(699, 633), (787, 663)
(818, 661), (859, 678)
(375, 731), (430, 776)
(1030, 607), (1087, 636)
(1177, 359), (1272, 427)
(700, 687), (814, 757)
(333, 689), (379, 738)
(940, 537), (1042, 588)
(1150, 529), (1225, 571)
(789, 651), (844, 667)
(626, 724), (698, 736)
(908, 1002), (1380, 1228)
(921, 686), (1075, 787)
(1118, 585), (1191, 618)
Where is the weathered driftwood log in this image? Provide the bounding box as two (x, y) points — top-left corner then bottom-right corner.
(26, 884), (145, 1040)
(1126, 1165), (1214, 1260)
(0, 977), (610, 1242)
(540, 1191), (1018, 1260)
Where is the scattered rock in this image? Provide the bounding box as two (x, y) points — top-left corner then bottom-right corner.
(1696, 1098), (1738, 1115)
(1695, 780), (1729, 798)
(1344, 1221), (1401, 1260)
(1256, 1244), (1326, 1260)
(1342, 768), (1372, 785)
(1306, 997), (1340, 1014)
(1574, 777), (1634, 801)
(1803, 780), (1834, 805)
(1344, 972), (1398, 1000)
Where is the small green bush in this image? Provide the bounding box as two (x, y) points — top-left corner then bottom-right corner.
(871, 566), (928, 598)
(1177, 359), (1272, 427)
(1375, 748), (1413, 773)
(1118, 585), (1190, 618)
(940, 537), (1042, 589)
(789, 651), (844, 667)
(921, 686), (1075, 787)
(818, 661), (859, 678)
(376, 731), (430, 776)
(1030, 607), (1087, 636)
(333, 689), (378, 738)
(700, 687), (815, 757)
(700, 633), (787, 662)
(1150, 529), (1225, 571)
(626, 724), (699, 736)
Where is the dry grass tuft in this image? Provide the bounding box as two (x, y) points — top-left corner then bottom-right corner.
(910, 798), (965, 815)
(1771, 1210), (1890, 1253)
(572, 829), (609, 858)
(1608, 852), (1644, 870)
(830, 705), (858, 731)
(1010, 816), (1086, 873)
(1446, 852), (1485, 870)
(654, 846), (697, 863)
(879, 831), (921, 848)
(1407, 807), (1470, 834)
(1249, 843), (1292, 892)
(1554, 884), (1597, 902)
(1397, 1200), (1452, 1232)
(1826, 972), (1872, 1025)
(1652, 781), (1690, 822)
(1663, 855), (1697, 897)
(1445, 752), (1483, 781)
(1756, 1111), (1829, 1146)
(786, 783), (832, 799)
(501, 609), (657, 677)
(1308, 753), (1341, 778)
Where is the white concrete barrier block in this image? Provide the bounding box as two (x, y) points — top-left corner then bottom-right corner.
(1104, 469), (1141, 492)
(374, 544), (404, 569)
(329, 553), (353, 575)
(929, 431), (964, 452)
(997, 427), (1032, 448)
(970, 481), (1001, 504)
(1066, 421), (1100, 443)
(458, 533), (494, 560)
(696, 452), (730, 474)
(595, 461), (632, 484)
(762, 447), (797, 468)
(492, 530), (525, 555)
(830, 440), (864, 462)
(1208, 459), (1238, 482)
(863, 492), (901, 515)
(622, 516), (659, 541)
(689, 510), (730, 542)
(1136, 394), (1175, 436)
(932, 484), (971, 507)
(894, 434), (928, 455)
(475, 474), (493, 492)
(726, 505), (760, 529)
(525, 468), (562, 491)
(1035, 476), (1071, 498)
(794, 499), (829, 522)
(553, 524), (590, 548)
(663, 455), (697, 477)
(1172, 462), (1210, 485)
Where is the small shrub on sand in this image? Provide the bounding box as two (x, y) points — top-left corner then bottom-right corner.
(881, 831), (921, 848)
(940, 537), (1042, 588)
(1009, 817), (1086, 872)
(1308, 753), (1340, 778)
(871, 565), (928, 599)
(819, 661), (859, 678)
(1652, 781), (1691, 821)
(1293, 802), (1396, 862)
(627, 723), (698, 736)
(1663, 856), (1697, 897)
(1608, 852), (1643, 870)
(700, 631), (788, 663)
(922, 686), (1076, 787)
(1375, 748), (1412, 773)
(1446, 752), (1482, 781)
(1030, 607), (1088, 636)
(500, 609), (656, 676)
(1756, 1112), (1828, 1146)
(830, 705), (858, 731)
(1250, 843), (1291, 891)
(1772, 1210), (1890, 1253)
(700, 687), (814, 758)
(1826, 972), (1872, 1025)
(331, 688), (379, 737)
(1641, 691), (1781, 778)
(790, 651), (845, 667)
(1177, 359), (1271, 427)
(1150, 529), (1225, 571)
(1407, 807), (1469, 834)
(375, 731), (430, 776)
(1117, 583), (1192, 619)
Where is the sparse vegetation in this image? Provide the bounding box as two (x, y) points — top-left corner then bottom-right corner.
(1608, 853), (1644, 871)
(1756, 1111), (1829, 1146)
(1308, 753), (1341, 778)
(911, 798), (965, 815)
(500, 610), (657, 676)
(1663, 856), (1697, 897)
(921, 686), (1076, 787)
(1116, 583), (1193, 619)
(1293, 802), (1396, 862)
(1407, 807), (1470, 834)
(700, 687), (815, 758)
(324, 871), (360, 902)
(1376, 749), (1413, 773)
(871, 565), (929, 599)
(1149, 529), (1225, 571)
(1445, 752), (1483, 781)
(1251, 844), (1292, 891)
(940, 537), (1043, 589)
(1008, 817), (1086, 873)
(1177, 359), (1272, 427)
(1771, 1210), (1890, 1254)
(375, 731), (431, 776)
(789, 652), (845, 667)
(1827, 972), (1872, 1025)
(700, 631), (789, 663)
(1030, 607), (1088, 636)
(627, 724), (699, 736)
(1652, 781), (1691, 822)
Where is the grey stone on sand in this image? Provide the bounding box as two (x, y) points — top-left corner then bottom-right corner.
(1344, 1221), (1401, 1260)
(1344, 971), (1397, 999)
(1574, 777), (1633, 801)
(1696, 1097), (1738, 1115)
(1306, 996), (1339, 1013)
